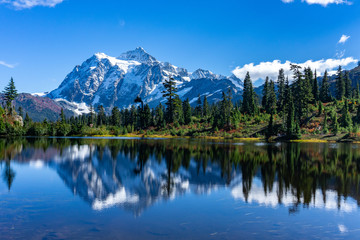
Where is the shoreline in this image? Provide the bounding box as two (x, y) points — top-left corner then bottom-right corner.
(3, 134), (359, 143)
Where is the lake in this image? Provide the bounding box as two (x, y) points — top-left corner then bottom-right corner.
(1, 137), (359, 239)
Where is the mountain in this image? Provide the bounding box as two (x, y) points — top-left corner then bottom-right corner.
(47, 47), (243, 113)
(0, 93), (74, 122)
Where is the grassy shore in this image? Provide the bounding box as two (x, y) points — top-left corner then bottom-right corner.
(81, 132), (360, 143)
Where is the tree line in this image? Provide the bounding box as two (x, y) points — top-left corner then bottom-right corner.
(1, 65), (360, 139)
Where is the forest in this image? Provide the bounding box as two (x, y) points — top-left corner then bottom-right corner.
(1, 63), (360, 141)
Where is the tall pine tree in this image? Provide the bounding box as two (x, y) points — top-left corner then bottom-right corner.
(312, 70), (319, 102)
(3, 77), (18, 113)
(320, 70), (331, 102)
(277, 69), (286, 114)
(241, 72), (257, 115)
(335, 66), (345, 100)
(162, 76), (178, 123)
(344, 71), (352, 99)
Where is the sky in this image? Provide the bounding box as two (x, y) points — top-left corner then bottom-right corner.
(0, 0), (359, 93)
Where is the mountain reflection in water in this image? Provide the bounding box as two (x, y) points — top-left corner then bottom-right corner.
(1, 138), (360, 216)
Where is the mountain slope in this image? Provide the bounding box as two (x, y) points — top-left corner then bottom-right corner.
(0, 93), (74, 122)
(47, 47), (243, 113)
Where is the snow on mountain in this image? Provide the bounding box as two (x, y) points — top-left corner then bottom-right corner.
(47, 47), (244, 114)
(190, 69), (224, 80)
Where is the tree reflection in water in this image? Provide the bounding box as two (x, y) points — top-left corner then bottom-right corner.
(1, 138), (360, 214)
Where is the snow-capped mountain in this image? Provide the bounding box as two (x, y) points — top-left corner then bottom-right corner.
(47, 47), (243, 113)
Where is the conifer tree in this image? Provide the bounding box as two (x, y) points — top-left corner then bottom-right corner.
(183, 98), (192, 125)
(18, 107), (23, 118)
(356, 104), (360, 124)
(60, 108), (66, 123)
(333, 115), (339, 135)
(268, 80), (277, 114)
(335, 66), (345, 100)
(318, 101), (323, 116)
(111, 107), (121, 126)
(24, 113), (32, 127)
(291, 64), (312, 119)
(195, 94), (202, 117)
(277, 69), (286, 114)
(344, 71), (352, 99)
(155, 103), (165, 128)
(162, 76), (178, 123)
(354, 83), (360, 100)
(143, 104), (152, 128)
(3, 77), (18, 113)
(313, 70), (319, 102)
(262, 77), (269, 111)
(320, 70), (331, 102)
(241, 72), (257, 115)
(286, 89), (295, 138)
(341, 100), (352, 130)
(203, 95), (209, 118)
(323, 110), (328, 133)
(97, 105), (106, 126)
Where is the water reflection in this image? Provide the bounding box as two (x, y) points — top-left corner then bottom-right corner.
(1, 138), (360, 215)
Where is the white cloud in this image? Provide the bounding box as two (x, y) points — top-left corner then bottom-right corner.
(282, 0), (352, 6)
(0, 0), (64, 9)
(303, 0), (351, 6)
(338, 224), (348, 233)
(0, 60), (15, 68)
(232, 57), (358, 81)
(338, 34), (350, 44)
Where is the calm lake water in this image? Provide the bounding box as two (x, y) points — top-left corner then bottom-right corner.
(1, 137), (360, 239)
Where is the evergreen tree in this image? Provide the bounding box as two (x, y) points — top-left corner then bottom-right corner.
(24, 113), (32, 127)
(97, 105), (106, 126)
(195, 94), (202, 117)
(262, 77), (269, 111)
(318, 101), (323, 116)
(220, 89), (233, 127)
(333, 115), (339, 135)
(241, 72), (257, 115)
(323, 110), (328, 133)
(203, 95), (210, 118)
(173, 96), (184, 124)
(354, 83), (360, 100)
(356, 104), (360, 124)
(143, 104), (152, 128)
(335, 66), (345, 100)
(162, 76), (178, 123)
(291, 64), (312, 119)
(60, 108), (66, 123)
(277, 69), (286, 114)
(312, 70), (319, 102)
(155, 103), (165, 128)
(286, 90), (295, 138)
(267, 80), (277, 114)
(18, 107), (23, 118)
(344, 71), (352, 99)
(183, 98), (192, 125)
(320, 70), (331, 102)
(111, 107), (121, 126)
(3, 77), (18, 112)
(341, 100), (352, 130)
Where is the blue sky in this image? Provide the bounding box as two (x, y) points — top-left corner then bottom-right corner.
(0, 0), (359, 92)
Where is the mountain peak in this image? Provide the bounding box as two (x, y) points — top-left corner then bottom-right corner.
(191, 68), (223, 80)
(118, 47), (157, 64)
